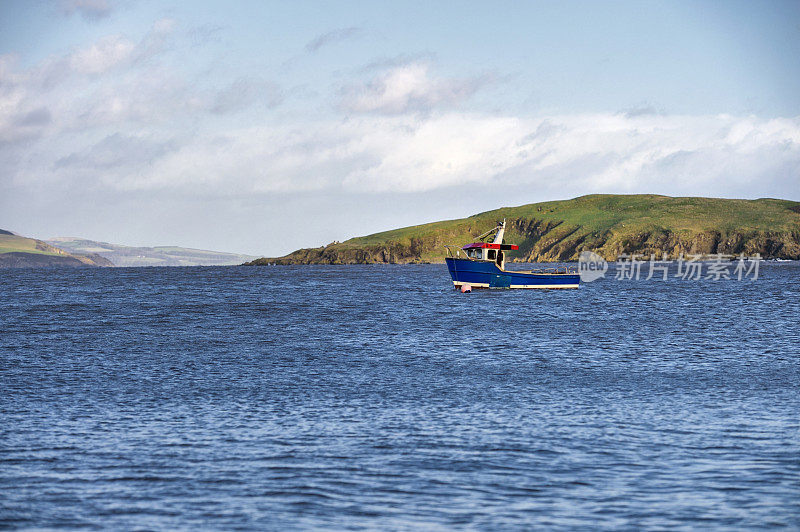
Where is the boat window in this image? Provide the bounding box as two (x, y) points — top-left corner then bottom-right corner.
(487, 249), (496, 260)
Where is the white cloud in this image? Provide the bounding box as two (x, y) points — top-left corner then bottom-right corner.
(20, 112), (794, 199)
(2, 25), (798, 206)
(59, 18), (175, 79)
(69, 35), (135, 74)
(340, 61), (489, 115)
(0, 19), (220, 141)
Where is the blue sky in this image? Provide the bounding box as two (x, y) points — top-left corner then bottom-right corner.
(1, 0), (799, 255)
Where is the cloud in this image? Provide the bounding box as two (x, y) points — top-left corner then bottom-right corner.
(55, 133), (176, 171)
(340, 61), (490, 115)
(69, 68), (197, 127)
(210, 78), (282, 114)
(179, 114), (797, 196)
(2, 22), (797, 208)
(305, 27), (361, 52)
(618, 104), (662, 118)
(61, 0), (112, 20)
(0, 18), (215, 141)
(12, 112), (791, 200)
(188, 24), (224, 47)
(2, 33), (798, 200)
(68, 17), (176, 75)
(2, 17), (177, 96)
(0, 107), (52, 143)
(14, 107), (52, 127)
(138, 18), (177, 59)
(69, 35), (136, 74)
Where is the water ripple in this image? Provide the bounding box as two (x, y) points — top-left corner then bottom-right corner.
(1, 264), (799, 529)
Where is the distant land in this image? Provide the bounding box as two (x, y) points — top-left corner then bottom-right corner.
(46, 237), (258, 267)
(0, 230), (112, 268)
(246, 195), (800, 265)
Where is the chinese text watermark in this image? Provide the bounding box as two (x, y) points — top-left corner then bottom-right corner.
(578, 252), (761, 283)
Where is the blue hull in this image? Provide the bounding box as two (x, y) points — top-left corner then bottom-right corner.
(445, 258), (579, 289)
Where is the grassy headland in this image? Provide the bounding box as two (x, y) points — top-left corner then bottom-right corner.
(0, 232), (112, 268)
(246, 194), (800, 265)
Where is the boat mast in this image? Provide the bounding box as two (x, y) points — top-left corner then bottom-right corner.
(473, 219), (507, 244)
(492, 219), (506, 245)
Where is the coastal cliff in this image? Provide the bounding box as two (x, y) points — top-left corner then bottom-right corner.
(246, 195), (800, 265)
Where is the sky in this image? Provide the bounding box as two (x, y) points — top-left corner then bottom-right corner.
(1, 0), (799, 255)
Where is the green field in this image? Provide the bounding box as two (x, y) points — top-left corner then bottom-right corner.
(0, 234), (64, 256)
(351, 195), (799, 243)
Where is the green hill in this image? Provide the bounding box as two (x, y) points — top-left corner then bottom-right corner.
(0, 231), (112, 268)
(47, 237), (258, 267)
(246, 194), (800, 265)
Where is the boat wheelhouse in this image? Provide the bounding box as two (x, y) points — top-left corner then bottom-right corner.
(445, 220), (580, 289)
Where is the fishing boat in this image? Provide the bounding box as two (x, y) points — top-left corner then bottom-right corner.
(445, 220), (580, 289)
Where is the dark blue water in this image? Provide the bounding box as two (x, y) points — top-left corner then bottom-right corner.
(1, 264), (799, 530)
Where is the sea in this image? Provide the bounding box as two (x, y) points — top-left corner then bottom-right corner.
(1, 263), (798, 530)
